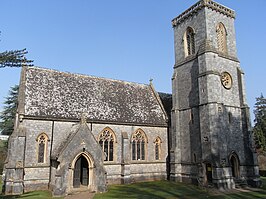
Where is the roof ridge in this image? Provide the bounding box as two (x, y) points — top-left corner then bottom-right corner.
(27, 66), (150, 88)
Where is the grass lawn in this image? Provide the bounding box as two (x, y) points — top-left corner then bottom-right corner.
(0, 177), (63, 199)
(0, 177), (265, 198)
(94, 178), (266, 199)
(0, 191), (57, 199)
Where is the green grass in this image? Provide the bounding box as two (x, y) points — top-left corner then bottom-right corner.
(0, 177), (265, 198)
(0, 191), (56, 199)
(95, 181), (206, 199)
(94, 179), (266, 199)
(0, 177), (63, 199)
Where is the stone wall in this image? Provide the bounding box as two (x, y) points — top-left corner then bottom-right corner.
(171, 0), (260, 188)
(4, 118), (168, 195)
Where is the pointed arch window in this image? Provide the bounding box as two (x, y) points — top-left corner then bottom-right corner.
(216, 23), (227, 53)
(154, 137), (162, 160)
(98, 128), (116, 161)
(37, 133), (49, 163)
(131, 129), (147, 161)
(184, 27), (195, 56)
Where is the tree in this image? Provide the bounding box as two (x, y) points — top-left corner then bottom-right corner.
(253, 93), (266, 152)
(0, 85), (19, 135)
(0, 48), (33, 68)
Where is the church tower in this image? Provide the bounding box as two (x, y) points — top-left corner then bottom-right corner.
(170, 0), (260, 188)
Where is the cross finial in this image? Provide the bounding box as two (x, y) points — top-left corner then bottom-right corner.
(149, 78), (153, 85)
(80, 113), (87, 124)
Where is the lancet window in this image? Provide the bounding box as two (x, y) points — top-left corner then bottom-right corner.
(37, 133), (49, 163)
(154, 137), (162, 160)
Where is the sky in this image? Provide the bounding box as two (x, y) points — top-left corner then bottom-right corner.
(0, 0), (265, 124)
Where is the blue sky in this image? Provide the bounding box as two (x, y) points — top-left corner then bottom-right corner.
(0, 0), (265, 123)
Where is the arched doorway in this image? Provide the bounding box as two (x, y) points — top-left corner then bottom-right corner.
(73, 155), (89, 188)
(230, 153), (240, 178)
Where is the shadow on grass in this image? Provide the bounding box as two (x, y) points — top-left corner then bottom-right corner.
(94, 180), (266, 199)
(94, 181), (208, 199)
(207, 189), (266, 199)
(1, 178), (266, 198)
(0, 191), (63, 199)
(0, 194), (19, 199)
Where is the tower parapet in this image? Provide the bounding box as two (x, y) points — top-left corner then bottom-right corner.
(172, 0), (235, 27)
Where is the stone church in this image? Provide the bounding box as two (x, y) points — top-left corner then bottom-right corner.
(2, 0), (261, 196)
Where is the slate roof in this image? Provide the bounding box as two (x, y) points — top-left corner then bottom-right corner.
(21, 67), (167, 126)
(159, 92), (172, 122)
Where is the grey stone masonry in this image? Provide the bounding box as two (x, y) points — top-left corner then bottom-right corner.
(170, 0), (261, 189)
(3, 93), (168, 196)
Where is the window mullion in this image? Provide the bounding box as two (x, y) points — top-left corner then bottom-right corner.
(107, 140), (110, 161)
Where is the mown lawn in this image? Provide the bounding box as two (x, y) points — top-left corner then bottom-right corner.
(0, 191), (57, 199)
(0, 177), (266, 198)
(94, 178), (266, 199)
(0, 177), (63, 199)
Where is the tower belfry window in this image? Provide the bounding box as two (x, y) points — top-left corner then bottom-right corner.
(184, 27), (195, 56)
(216, 23), (227, 53)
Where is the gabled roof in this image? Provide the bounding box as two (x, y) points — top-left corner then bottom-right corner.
(20, 66), (167, 126)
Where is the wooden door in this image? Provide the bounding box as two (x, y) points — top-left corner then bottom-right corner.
(73, 157), (81, 188)
(230, 155), (240, 178)
(81, 157), (89, 186)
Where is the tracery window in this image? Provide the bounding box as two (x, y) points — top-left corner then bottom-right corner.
(216, 23), (227, 53)
(131, 129), (147, 161)
(184, 27), (195, 56)
(37, 133), (49, 163)
(154, 137), (162, 160)
(98, 128), (116, 161)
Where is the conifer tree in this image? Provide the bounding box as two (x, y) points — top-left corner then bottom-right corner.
(0, 48), (33, 68)
(0, 85), (19, 135)
(253, 93), (266, 152)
